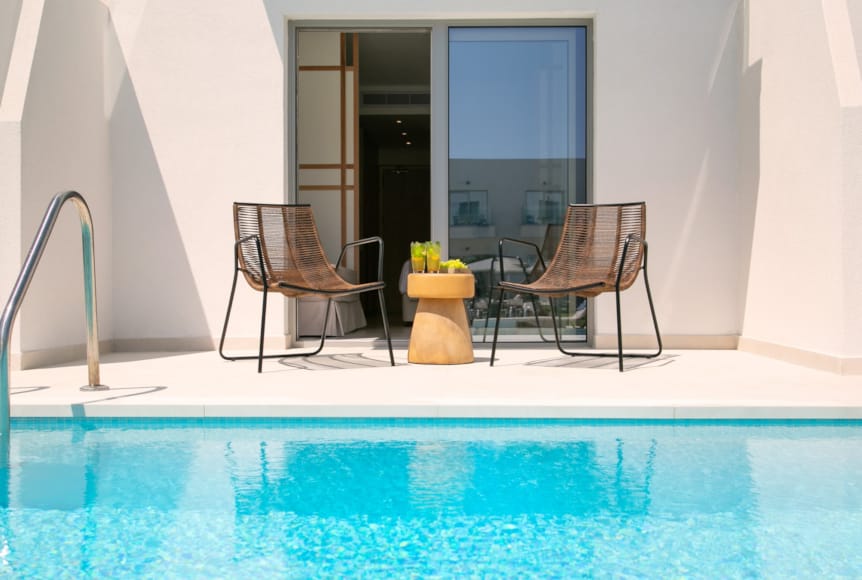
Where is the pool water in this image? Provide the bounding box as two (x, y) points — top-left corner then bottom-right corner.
(1, 419), (861, 578)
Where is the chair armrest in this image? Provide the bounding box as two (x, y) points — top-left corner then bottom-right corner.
(335, 236), (385, 281)
(235, 234), (267, 283)
(498, 237), (545, 282)
(616, 233), (649, 286)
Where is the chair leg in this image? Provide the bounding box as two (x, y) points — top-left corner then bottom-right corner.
(482, 292), (551, 342)
(547, 297), (578, 360)
(304, 298), (333, 359)
(218, 268), (240, 362)
(219, 286), (344, 371)
(528, 295), (554, 342)
(257, 286), (269, 373)
(552, 272), (662, 371)
(642, 264), (663, 357)
(615, 286), (624, 372)
(376, 289), (395, 366)
(489, 287), (506, 366)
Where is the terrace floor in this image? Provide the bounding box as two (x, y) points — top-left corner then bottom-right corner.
(9, 341), (862, 420)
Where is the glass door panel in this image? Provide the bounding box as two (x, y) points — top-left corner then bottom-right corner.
(448, 26), (588, 342)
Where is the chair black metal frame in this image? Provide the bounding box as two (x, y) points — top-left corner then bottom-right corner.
(219, 202), (395, 372)
(489, 202), (662, 372)
(478, 224), (569, 343)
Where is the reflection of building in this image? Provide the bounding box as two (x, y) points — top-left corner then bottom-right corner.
(450, 190), (489, 226)
(448, 158), (586, 260)
(523, 190), (564, 225)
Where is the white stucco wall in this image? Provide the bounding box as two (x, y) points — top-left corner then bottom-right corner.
(11, 0), (860, 369)
(0, 0), (38, 364)
(0, 0), (22, 102)
(272, 0), (744, 348)
(18, 0), (112, 361)
(108, 0), (284, 349)
(590, 1), (742, 345)
(1, 0), (747, 358)
(742, 0), (862, 366)
(841, 1), (862, 361)
(0, 119), (22, 360)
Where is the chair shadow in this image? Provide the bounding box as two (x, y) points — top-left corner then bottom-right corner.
(278, 353), (396, 370)
(525, 353), (678, 371)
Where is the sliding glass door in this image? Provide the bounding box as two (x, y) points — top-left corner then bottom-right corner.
(448, 26), (588, 342)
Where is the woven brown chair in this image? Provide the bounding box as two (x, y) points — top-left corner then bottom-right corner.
(219, 202), (394, 372)
(489, 202), (661, 371)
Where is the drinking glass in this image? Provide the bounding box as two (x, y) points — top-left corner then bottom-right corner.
(410, 242), (426, 273)
(426, 241), (441, 273)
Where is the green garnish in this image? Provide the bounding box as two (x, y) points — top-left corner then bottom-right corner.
(440, 258), (468, 270)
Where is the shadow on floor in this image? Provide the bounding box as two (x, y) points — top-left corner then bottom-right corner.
(525, 353), (677, 371)
(278, 353), (395, 371)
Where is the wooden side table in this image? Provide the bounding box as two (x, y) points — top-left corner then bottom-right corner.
(406, 272), (475, 364)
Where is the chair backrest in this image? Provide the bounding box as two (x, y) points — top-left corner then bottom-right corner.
(525, 222), (564, 282)
(233, 202), (338, 295)
(539, 202), (646, 297)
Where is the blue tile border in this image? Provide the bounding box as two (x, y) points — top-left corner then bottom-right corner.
(9, 416), (862, 431)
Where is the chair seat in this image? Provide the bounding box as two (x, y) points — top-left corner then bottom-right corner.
(297, 265), (368, 336)
(498, 278), (606, 297)
(297, 298), (367, 337)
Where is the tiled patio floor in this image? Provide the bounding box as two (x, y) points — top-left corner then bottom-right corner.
(9, 344), (862, 420)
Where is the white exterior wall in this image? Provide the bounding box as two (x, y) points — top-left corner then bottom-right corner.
(107, 1), (283, 350)
(0, 0), (34, 365)
(7, 0), (112, 367)
(0, 0), (746, 359)
(280, 0), (743, 350)
(590, 1), (742, 347)
(1, 0), (858, 371)
(0, 0), (22, 101)
(740, 0), (862, 372)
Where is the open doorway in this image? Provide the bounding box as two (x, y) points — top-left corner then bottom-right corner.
(358, 32), (431, 332)
(295, 29), (430, 340)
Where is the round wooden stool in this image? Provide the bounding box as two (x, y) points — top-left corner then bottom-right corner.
(406, 273), (475, 364)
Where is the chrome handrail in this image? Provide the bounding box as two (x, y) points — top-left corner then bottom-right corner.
(0, 191), (106, 437)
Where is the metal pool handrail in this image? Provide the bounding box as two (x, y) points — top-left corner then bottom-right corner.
(0, 191), (106, 437)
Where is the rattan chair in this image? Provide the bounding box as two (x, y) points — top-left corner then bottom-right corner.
(489, 202), (661, 372)
(219, 202), (395, 372)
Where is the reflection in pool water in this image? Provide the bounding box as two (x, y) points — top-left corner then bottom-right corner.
(1, 419), (860, 577)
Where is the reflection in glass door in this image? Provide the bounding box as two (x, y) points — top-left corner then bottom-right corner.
(448, 26), (588, 342)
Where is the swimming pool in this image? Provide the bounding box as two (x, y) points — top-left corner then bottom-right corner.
(1, 418), (860, 577)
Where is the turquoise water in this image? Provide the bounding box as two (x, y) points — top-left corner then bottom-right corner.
(1, 419), (861, 578)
